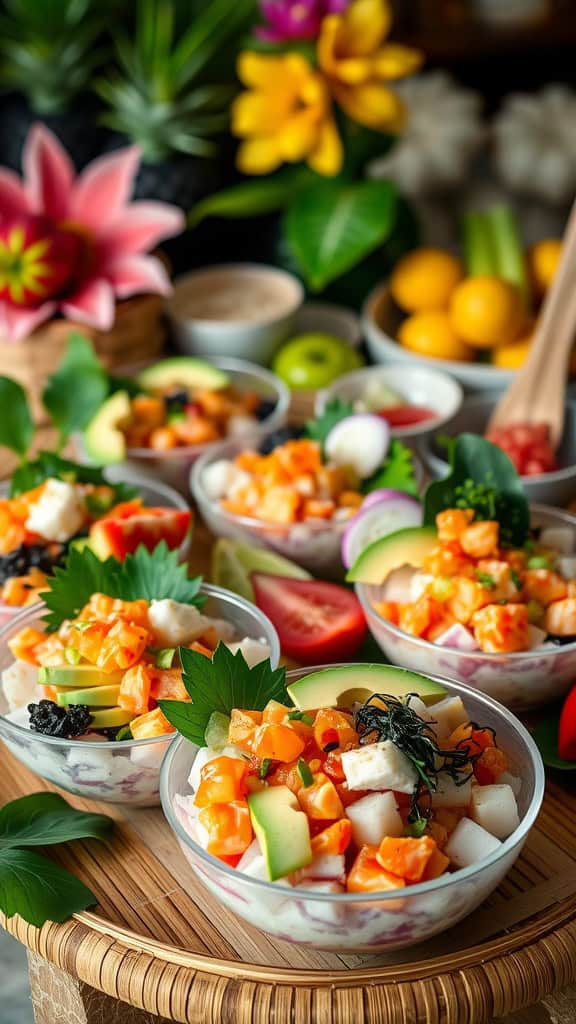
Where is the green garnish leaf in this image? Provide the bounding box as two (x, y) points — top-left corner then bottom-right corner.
(407, 819), (427, 838)
(424, 434), (529, 547)
(297, 758), (314, 787)
(476, 572), (496, 589)
(527, 556), (550, 570)
(42, 333), (110, 445)
(156, 648), (176, 669)
(510, 568), (522, 590)
(159, 643), (288, 747)
(0, 377), (34, 459)
(364, 439), (419, 497)
(305, 398), (354, 449)
(258, 758), (272, 780)
(532, 714), (576, 771)
(115, 725), (133, 741)
(287, 710), (314, 725)
(0, 792), (113, 927)
(43, 542), (204, 630)
(10, 451), (137, 502)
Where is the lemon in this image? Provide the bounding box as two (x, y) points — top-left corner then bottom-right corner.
(390, 248), (464, 313)
(397, 311), (475, 362)
(528, 239), (562, 297)
(492, 320), (535, 369)
(449, 275), (524, 349)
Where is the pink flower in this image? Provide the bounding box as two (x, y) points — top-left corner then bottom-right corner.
(256, 0), (349, 43)
(0, 124), (185, 342)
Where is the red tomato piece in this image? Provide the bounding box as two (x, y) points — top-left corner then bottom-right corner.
(251, 573), (367, 664)
(485, 423), (557, 476)
(558, 685), (576, 762)
(90, 508), (192, 559)
(378, 406), (435, 427)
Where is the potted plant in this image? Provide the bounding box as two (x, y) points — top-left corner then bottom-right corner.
(188, 0), (423, 302)
(95, 0), (255, 210)
(0, 0), (111, 169)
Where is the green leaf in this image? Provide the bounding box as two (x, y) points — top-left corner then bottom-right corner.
(284, 179), (398, 291)
(189, 168), (308, 227)
(43, 542), (204, 631)
(0, 377), (33, 458)
(304, 398), (354, 450)
(423, 434), (530, 547)
(0, 848), (97, 926)
(42, 333), (109, 443)
(0, 792), (113, 850)
(159, 642), (288, 746)
(10, 452), (137, 504)
(532, 714), (576, 771)
(364, 440), (419, 497)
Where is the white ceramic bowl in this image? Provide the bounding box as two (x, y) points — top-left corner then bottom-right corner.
(170, 263), (304, 365)
(0, 587), (280, 806)
(356, 504), (576, 710)
(161, 665), (544, 952)
(295, 301), (362, 348)
(315, 364), (463, 441)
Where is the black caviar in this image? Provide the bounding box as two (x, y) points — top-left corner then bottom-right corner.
(28, 700), (92, 739)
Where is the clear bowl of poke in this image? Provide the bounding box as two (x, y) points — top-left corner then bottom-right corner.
(0, 454), (192, 631)
(0, 544), (280, 806)
(161, 659), (544, 952)
(79, 356), (290, 493)
(315, 364), (463, 442)
(349, 436), (576, 709)
(191, 404), (423, 578)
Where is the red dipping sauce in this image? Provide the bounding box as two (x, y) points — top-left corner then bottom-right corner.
(485, 422), (558, 476)
(377, 405), (435, 427)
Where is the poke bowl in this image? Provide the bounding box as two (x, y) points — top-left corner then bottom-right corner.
(191, 416), (424, 579)
(161, 662), (544, 952)
(0, 466), (192, 631)
(418, 393), (576, 508)
(315, 364), (463, 443)
(354, 504), (576, 710)
(0, 586), (280, 806)
(79, 356), (290, 494)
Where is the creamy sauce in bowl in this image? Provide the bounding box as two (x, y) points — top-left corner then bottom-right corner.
(172, 265), (303, 325)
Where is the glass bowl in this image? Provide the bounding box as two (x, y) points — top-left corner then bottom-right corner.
(77, 357), (290, 494)
(0, 587), (280, 806)
(191, 438), (425, 579)
(356, 505), (576, 710)
(160, 665), (544, 952)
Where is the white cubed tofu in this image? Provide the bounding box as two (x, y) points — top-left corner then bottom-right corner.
(409, 572), (434, 601)
(297, 854), (345, 882)
(203, 617), (236, 643)
(227, 414), (258, 439)
(346, 791), (404, 847)
(294, 880), (346, 924)
(470, 784), (520, 840)
(381, 567), (421, 604)
(25, 478), (85, 543)
(405, 695), (434, 721)
(429, 696), (469, 740)
(341, 741), (418, 794)
(148, 599), (209, 646)
(226, 637), (271, 667)
(558, 556), (576, 580)
(496, 771), (522, 797)
(445, 817), (502, 868)
(1, 659), (39, 709)
(430, 772), (472, 808)
(434, 623), (480, 652)
(540, 527), (574, 555)
(201, 459), (236, 501)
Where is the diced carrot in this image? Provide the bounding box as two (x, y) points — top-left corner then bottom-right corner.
(316, 465), (348, 499)
(42, 685), (59, 701)
(436, 508), (474, 542)
(194, 756), (248, 808)
(523, 569), (567, 606)
(188, 641), (214, 657)
(448, 577), (491, 624)
(346, 846), (406, 894)
(474, 745), (508, 785)
(460, 520), (500, 558)
(267, 758), (302, 794)
(376, 836), (437, 883)
(472, 603), (529, 653)
(311, 818), (352, 856)
(33, 632), (66, 667)
(262, 700), (291, 724)
(8, 626), (46, 665)
(131, 395), (165, 427)
(130, 707), (174, 739)
(172, 416), (220, 445)
(423, 542), (474, 579)
(252, 723), (305, 762)
(422, 846), (450, 881)
(149, 426), (179, 450)
(297, 772), (343, 820)
(303, 499), (335, 520)
(118, 664), (153, 715)
(97, 620), (150, 671)
(236, 451), (262, 473)
(373, 600), (400, 626)
(150, 668), (189, 702)
(197, 801), (253, 858)
(229, 708), (263, 752)
(70, 622), (109, 664)
(337, 490), (364, 509)
(399, 596), (441, 638)
(313, 709), (357, 752)
(258, 486), (301, 525)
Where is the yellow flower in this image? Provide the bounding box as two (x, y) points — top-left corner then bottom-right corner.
(232, 51), (343, 176)
(317, 0), (422, 132)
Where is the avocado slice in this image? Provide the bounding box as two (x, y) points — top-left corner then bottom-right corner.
(137, 357), (229, 394)
(83, 390), (130, 465)
(346, 526), (438, 584)
(39, 666), (124, 688)
(247, 786), (312, 881)
(57, 684), (121, 708)
(89, 707), (135, 729)
(287, 664), (447, 712)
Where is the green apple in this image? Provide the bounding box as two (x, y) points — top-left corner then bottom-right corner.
(272, 333), (363, 390)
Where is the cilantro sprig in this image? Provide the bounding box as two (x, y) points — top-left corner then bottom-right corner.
(305, 398), (354, 448)
(43, 542), (204, 631)
(0, 792), (112, 927)
(159, 643), (289, 746)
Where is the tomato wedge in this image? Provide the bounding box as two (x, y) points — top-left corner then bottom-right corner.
(378, 406), (435, 427)
(90, 508), (192, 560)
(251, 573), (367, 664)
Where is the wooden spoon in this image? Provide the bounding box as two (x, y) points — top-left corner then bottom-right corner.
(487, 199), (576, 447)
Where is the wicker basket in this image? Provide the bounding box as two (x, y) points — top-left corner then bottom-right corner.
(0, 292), (167, 424)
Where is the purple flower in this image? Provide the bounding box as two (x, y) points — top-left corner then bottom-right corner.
(256, 0), (349, 44)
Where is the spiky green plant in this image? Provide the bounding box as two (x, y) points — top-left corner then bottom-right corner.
(96, 0), (254, 163)
(0, 0), (108, 114)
